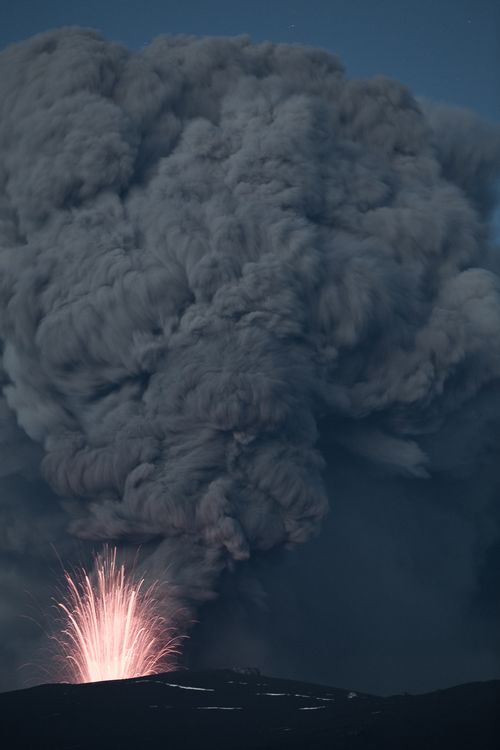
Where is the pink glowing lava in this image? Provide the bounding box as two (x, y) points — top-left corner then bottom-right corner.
(55, 546), (180, 683)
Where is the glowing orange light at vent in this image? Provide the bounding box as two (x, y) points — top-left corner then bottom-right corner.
(55, 546), (179, 683)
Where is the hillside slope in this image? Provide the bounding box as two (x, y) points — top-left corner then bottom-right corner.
(0, 669), (499, 749)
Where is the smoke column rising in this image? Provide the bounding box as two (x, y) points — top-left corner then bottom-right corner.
(0, 28), (499, 690)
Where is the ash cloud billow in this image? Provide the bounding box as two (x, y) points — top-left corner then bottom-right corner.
(0, 28), (499, 691)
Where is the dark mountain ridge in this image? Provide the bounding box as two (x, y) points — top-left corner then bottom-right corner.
(1, 669), (499, 749)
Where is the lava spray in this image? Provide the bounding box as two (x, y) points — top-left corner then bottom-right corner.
(54, 547), (180, 683)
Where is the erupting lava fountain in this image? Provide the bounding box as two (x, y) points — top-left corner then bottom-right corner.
(54, 546), (180, 683)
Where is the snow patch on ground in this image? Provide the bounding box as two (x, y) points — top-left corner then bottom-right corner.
(257, 692), (289, 697)
(165, 684), (215, 692)
(293, 693), (335, 702)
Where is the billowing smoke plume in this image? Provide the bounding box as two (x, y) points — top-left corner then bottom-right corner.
(1, 28), (500, 691)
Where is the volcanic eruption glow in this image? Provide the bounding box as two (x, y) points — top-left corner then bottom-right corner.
(55, 547), (179, 683)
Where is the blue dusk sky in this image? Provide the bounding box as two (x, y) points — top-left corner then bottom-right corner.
(0, 0), (498, 122)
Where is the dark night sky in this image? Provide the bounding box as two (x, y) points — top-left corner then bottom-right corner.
(0, 0), (499, 697)
(1, 0), (499, 121)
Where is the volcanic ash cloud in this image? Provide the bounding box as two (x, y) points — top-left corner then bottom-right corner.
(0, 29), (499, 624)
